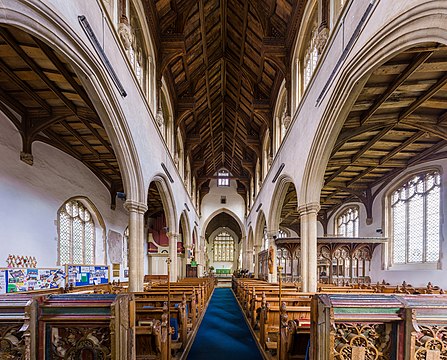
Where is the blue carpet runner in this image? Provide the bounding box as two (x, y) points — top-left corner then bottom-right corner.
(187, 288), (263, 360)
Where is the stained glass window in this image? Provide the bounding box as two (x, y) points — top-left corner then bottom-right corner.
(391, 171), (440, 264)
(58, 200), (95, 265)
(213, 232), (234, 262)
(337, 207), (359, 237)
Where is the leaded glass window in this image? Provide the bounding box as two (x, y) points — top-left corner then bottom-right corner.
(213, 232), (234, 262)
(218, 169), (230, 187)
(58, 200), (95, 265)
(391, 171), (440, 264)
(337, 207), (359, 237)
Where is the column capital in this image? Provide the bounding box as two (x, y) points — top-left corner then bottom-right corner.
(297, 202), (320, 215)
(166, 232), (180, 240)
(124, 200), (148, 214)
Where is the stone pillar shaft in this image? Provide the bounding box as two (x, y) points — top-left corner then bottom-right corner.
(254, 245), (261, 278)
(124, 200), (147, 292)
(167, 232), (179, 282)
(298, 202), (320, 292)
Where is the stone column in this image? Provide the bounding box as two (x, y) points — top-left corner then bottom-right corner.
(198, 236), (206, 277)
(167, 232), (179, 282)
(298, 202), (320, 292)
(247, 247), (254, 273)
(254, 244), (261, 278)
(240, 236), (247, 269)
(124, 200), (148, 292)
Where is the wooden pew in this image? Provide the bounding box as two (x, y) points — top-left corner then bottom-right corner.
(37, 293), (125, 359)
(260, 300), (311, 355)
(0, 294), (37, 359)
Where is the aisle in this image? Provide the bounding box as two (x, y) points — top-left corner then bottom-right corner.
(187, 288), (263, 360)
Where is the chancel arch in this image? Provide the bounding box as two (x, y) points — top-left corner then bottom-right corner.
(203, 210), (243, 276)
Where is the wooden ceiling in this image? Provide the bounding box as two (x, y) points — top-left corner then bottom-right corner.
(145, 0), (306, 190)
(321, 43), (447, 219)
(0, 26), (123, 208)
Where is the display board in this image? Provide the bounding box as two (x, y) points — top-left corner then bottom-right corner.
(0, 268), (66, 293)
(0, 269), (7, 294)
(66, 265), (109, 286)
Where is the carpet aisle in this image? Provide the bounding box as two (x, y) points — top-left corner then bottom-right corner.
(187, 287), (263, 360)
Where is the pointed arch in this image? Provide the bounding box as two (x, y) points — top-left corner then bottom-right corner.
(201, 208), (246, 240)
(254, 210), (267, 248)
(300, 2), (447, 208)
(179, 210), (191, 247)
(0, 1), (146, 205)
(150, 174), (178, 233)
(268, 175), (296, 233)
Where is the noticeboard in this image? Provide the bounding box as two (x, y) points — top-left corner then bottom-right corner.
(66, 265), (109, 286)
(0, 268), (66, 293)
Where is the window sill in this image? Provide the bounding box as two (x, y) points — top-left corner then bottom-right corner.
(389, 262), (440, 271)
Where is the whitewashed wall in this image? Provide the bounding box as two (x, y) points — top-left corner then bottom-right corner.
(0, 112), (128, 273)
(201, 179), (246, 231)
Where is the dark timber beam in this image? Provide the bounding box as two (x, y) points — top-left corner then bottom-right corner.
(360, 51), (433, 125)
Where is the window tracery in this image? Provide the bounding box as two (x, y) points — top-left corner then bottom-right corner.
(391, 171), (440, 264)
(213, 232), (235, 262)
(58, 200), (95, 265)
(337, 207), (359, 237)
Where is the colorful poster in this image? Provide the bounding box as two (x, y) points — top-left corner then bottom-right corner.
(5, 268), (65, 293)
(66, 265), (109, 287)
(0, 270), (7, 294)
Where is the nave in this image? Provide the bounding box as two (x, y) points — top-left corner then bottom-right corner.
(187, 288), (262, 360)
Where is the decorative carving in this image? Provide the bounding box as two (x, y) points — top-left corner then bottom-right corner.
(20, 152), (33, 166)
(333, 323), (392, 360)
(6, 254), (37, 268)
(0, 325), (26, 359)
(50, 326), (111, 359)
(316, 27), (329, 54)
(156, 110), (164, 127)
(282, 115), (291, 130)
(414, 325), (447, 359)
(118, 20), (132, 50)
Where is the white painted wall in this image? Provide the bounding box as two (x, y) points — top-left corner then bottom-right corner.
(200, 179), (246, 229)
(0, 112), (128, 274)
